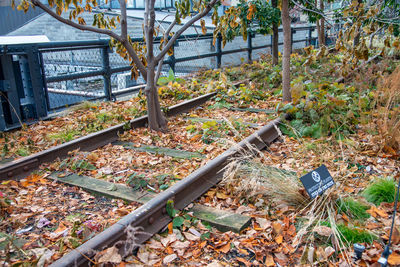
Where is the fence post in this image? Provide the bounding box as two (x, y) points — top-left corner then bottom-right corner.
(247, 31), (253, 62)
(101, 45), (112, 101)
(216, 34), (222, 68)
(308, 27), (312, 46)
(167, 41), (176, 73)
(291, 28), (295, 53)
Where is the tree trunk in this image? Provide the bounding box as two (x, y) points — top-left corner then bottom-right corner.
(272, 0), (279, 65)
(282, 0), (291, 102)
(319, 0), (325, 46)
(145, 62), (168, 131)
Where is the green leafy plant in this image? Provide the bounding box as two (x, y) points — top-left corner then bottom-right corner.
(126, 172), (148, 190)
(157, 68), (185, 86)
(363, 177), (396, 206)
(279, 79), (374, 139)
(71, 159), (96, 171)
(337, 197), (370, 220)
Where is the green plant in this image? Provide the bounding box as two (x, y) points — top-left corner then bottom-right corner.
(157, 68), (185, 86)
(336, 224), (377, 244)
(48, 129), (79, 142)
(320, 222), (377, 245)
(337, 198), (370, 220)
(16, 148), (29, 157)
(363, 177), (396, 206)
(126, 172), (148, 190)
(279, 78), (374, 139)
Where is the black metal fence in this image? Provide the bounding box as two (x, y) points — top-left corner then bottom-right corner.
(1, 25), (318, 114)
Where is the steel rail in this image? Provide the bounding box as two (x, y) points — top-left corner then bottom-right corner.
(0, 92), (217, 180)
(50, 116), (283, 267)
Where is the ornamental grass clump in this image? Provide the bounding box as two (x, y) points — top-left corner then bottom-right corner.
(363, 177), (396, 206)
(336, 197), (370, 220)
(222, 154), (307, 206)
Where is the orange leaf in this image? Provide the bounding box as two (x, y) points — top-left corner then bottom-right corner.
(272, 222), (283, 235)
(275, 235), (283, 244)
(166, 246), (174, 254)
(168, 222), (173, 234)
(265, 254), (275, 267)
(218, 242), (231, 253)
(388, 252), (400, 265)
(367, 206), (388, 218)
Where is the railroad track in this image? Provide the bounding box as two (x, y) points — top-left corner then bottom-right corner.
(0, 90), (284, 266)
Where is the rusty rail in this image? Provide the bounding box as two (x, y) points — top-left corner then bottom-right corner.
(0, 92), (217, 180)
(50, 117), (283, 267)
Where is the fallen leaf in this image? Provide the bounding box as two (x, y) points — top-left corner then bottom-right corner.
(391, 227), (400, 245)
(272, 222), (283, 235)
(183, 232), (200, 241)
(98, 247), (122, 264)
(325, 246), (335, 258)
(216, 192), (229, 199)
(367, 206), (388, 218)
(163, 253), (177, 264)
(161, 233), (177, 247)
(388, 252), (400, 265)
(255, 217), (271, 229)
(217, 242), (231, 253)
(275, 235), (283, 244)
(264, 254), (275, 266)
(168, 222), (173, 234)
(313, 226), (332, 237)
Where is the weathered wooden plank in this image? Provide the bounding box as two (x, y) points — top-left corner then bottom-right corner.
(49, 172), (252, 233)
(186, 117), (259, 128)
(230, 107), (275, 114)
(0, 157), (14, 166)
(190, 204), (252, 233)
(113, 141), (205, 159)
(49, 173), (153, 204)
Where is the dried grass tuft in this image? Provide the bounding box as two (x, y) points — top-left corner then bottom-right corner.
(373, 66), (400, 155)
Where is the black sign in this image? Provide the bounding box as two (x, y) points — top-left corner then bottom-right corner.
(300, 164), (335, 199)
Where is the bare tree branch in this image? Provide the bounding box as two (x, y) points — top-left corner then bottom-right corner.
(154, 19), (176, 83)
(292, 0), (334, 27)
(155, 0), (219, 62)
(31, 0), (148, 78)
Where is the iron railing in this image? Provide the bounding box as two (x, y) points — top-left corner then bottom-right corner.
(1, 25), (319, 111)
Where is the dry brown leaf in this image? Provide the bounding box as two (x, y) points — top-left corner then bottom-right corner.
(275, 235), (283, 244)
(98, 247), (122, 264)
(272, 222), (283, 235)
(216, 192), (229, 199)
(313, 226), (333, 237)
(163, 253), (177, 265)
(217, 242), (231, 253)
(255, 217), (272, 229)
(391, 227), (400, 245)
(264, 254), (275, 266)
(367, 206), (389, 218)
(388, 252), (400, 265)
(183, 232), (200, 241)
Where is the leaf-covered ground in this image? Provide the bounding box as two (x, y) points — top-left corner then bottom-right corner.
(1, 49), (399, 265)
